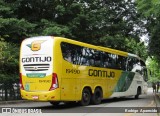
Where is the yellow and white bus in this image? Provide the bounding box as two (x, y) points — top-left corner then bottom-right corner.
(20, 36), (148, 106)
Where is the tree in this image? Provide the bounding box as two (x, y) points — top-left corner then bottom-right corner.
(0, 0), (36, 43)
(0, 39), (19, 100)
(147, 57), (160, 82)
(68, 0), (144, 44)
(136, 0), (160, 63)
(1, 0), (144, 46)
(100, 35), (148, 60)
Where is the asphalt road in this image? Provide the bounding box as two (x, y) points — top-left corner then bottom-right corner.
(0, 88), (159, 116)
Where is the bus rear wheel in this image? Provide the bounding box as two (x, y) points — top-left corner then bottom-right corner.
(91, 88), (102, 105)
(80, 88), (91, 106)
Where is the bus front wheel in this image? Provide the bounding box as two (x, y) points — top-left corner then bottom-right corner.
(80, 88), (91, 106)
(135, 87), (141, 99)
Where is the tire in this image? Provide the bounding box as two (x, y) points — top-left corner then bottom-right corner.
(135, 87), (141, 99)
(80, 88), (91, 106)
(135, 94), (139, 99)
(50, 101), (60, 106)
(91, 88), (102, 105)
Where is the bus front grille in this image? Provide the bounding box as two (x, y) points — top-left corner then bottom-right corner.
(23, 64), (50, 71)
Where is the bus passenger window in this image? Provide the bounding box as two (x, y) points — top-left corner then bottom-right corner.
(94, 51), (101, 67)
(65, 52), (72, 62)
(61, 42), (128, 70)
(61, 43), (72, 63)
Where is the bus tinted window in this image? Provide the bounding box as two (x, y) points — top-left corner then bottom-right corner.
(61, 42), (128, 70)
(61, 42), (83, 65)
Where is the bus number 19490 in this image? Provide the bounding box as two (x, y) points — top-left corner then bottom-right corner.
(66, 69), (80, 74)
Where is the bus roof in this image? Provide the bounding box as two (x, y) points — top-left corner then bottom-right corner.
(23, 36), (141, 59)
(54, 37), (132, 57)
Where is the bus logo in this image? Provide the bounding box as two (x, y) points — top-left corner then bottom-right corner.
(27, 40), (45, 51)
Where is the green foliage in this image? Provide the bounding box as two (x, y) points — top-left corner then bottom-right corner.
(147, 57), (160, 82)
(0, 0), (145, 45)
(0, 18), (36, 42)
(100, 35), (148, 60)
(0, 40), (19, 84)
(125, 38), (148, 60)
(40, 19), (72, 37)
(137, 0), (160, 17)
(137, 0), (160, 64)
(68, 0), (143, 43)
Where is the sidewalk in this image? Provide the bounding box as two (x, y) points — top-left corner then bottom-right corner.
(155, 93), (160, 107)
(0, 100), (33, 105)
(154, 92), (160, 116)
(148, 88), (160, 107)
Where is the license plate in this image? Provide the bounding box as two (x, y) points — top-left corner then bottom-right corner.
(32, 95), (39, 100)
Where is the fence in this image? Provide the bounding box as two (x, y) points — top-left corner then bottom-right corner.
(0, 83), (21, 101)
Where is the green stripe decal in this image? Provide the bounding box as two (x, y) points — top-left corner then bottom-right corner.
(114, 71), (135, 92)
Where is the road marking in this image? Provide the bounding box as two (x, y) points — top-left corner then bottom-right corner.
(124, 113), (133, 116)
(146, 100), (155, 107)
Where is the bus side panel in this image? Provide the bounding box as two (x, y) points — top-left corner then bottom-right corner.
(99, 69), (123, 99)
(110, 71), (138, 97)
(60, 59), (123, 101)
(54, 39), (81, 101)
(60, 61), (80, 101)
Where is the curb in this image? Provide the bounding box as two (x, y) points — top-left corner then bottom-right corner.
(154, 93), (160, 116)
(155, 94), (160, 107)
(0, 100), (33, 105)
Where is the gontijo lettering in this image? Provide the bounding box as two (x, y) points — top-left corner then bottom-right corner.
(88, 69), (115, 78)
(22, 56), (52, 63)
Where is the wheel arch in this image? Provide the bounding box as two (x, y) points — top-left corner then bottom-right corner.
(137, 86), (142, 95)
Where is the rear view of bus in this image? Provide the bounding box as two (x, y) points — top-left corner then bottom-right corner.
(20, 36), (60, 101)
